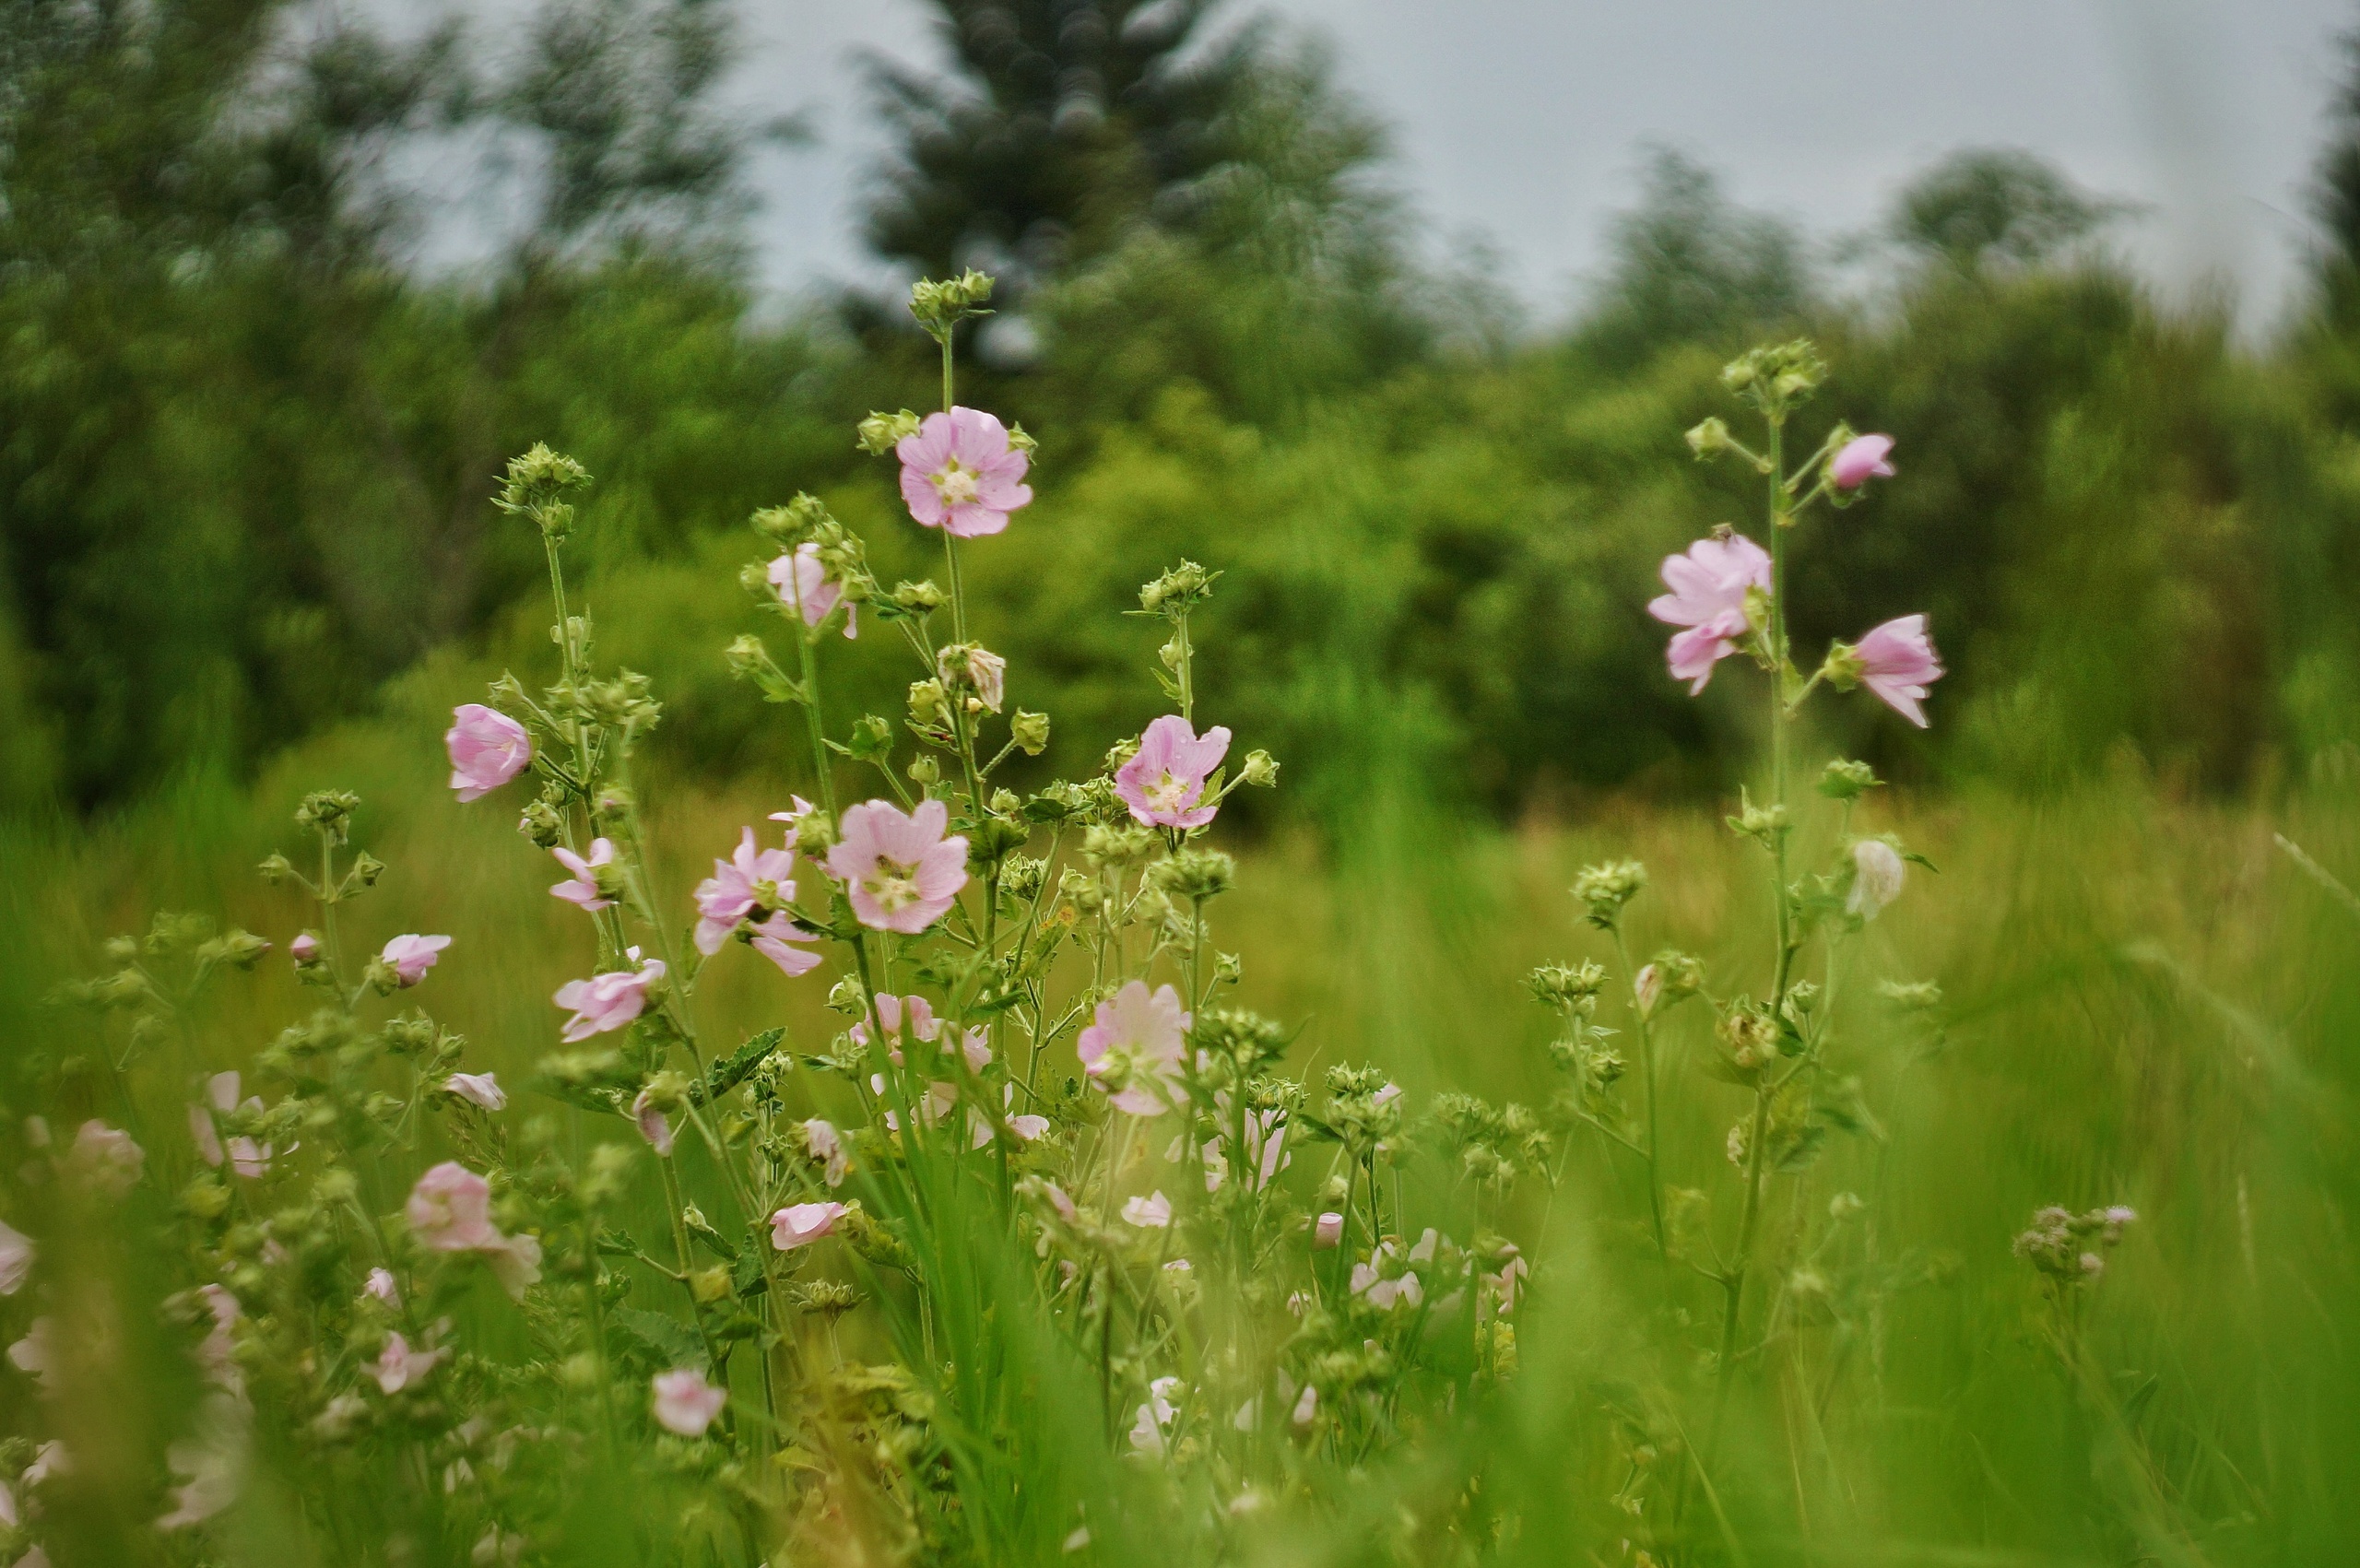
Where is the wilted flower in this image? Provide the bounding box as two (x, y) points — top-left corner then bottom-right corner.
(938, 643), (1007, 713)
(771, 1202), (847, 1251)
(825, 799), (970, 933)
(897, 407), (1033, 536)
(1078, 981), (1190, 1115)
(770, 543), (856, 638)
(444, 1072), (506, 1112)
(188, 1072), (283, 1179)
(380, 934), (451, 988)
(552, 951), (665, 1041)
(1648, 534), (1771, 694)
(445, 705), (532, 802)
(652, 1367), (727, 1436)
(631, 1089), (676, 1158)
(1830, 433), (1896, 489)
(1847, 840), (1907, 920)
(1115, 715), (1233, 830)
(549, 839), (619, 912)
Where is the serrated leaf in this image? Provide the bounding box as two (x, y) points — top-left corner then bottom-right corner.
(608, 1306), (706, 1370)
(693, 1027), (785, 1107)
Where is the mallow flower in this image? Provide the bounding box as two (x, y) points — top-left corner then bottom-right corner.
(1115, 716), (1233, 830)
(65, 1121), (143, 1197)
(693, 827), (797, 952)
(1649, 534), (1771, 695)
(1077, 981), (1190, 1115)
(549, 839), (618, 911)
(770, 542), (856, 638)
(1850, 614), (1945, 728)
(1847, 840), (1906, 921)
(443, 1072), (505, 1112)
(652, 1368), (726, 1437)
(896, 407), (1033, 536)
(552, 950), (665, 1042)
(188, 1072), (285, 1179)
(380, 934), (451, 987)
(825, 798), (969, 933)
(445, 705), (532, 801)
(404, 1163), (540, 1299)
(770, 1202), (847, 1251)
(1830, 433), (1897, 490)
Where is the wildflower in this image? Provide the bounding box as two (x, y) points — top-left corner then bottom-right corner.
(157, 1427), (242, 1530)
(1351, 1251), (1423, 1310)
(938, 643), (1008, 713)
(850, 993), (940, 1059)
(1634, 963), (1663, 1015)
(1648, 534), (1771, 694)
(1830, 433), (1897, 489)
(0, 1218), (30, 1294)
(825, 798), (971, 934)
(693, 827), (799, 953)
(896, 407), (1033, 536)
(364, 1268), (400, 1308)
(802, 1120), (850, 1187)
(1851, 614), (1945, 728)
(380, 934), (452, 988)
(770, 543), (856, 638)
(445, 705), (532, 801)
(1122, 1191), (1174, 1229)
(1129, 1376), (1182, 1455)
(871, 1075), (958, 1133)
(552, 951), (665, 1041)
(1115, 715), (1233, 830)
(652, 1367), (726, 1437)
(407, 1163), (504, 1252)
(1484, 1251), (1530, 1315)
(1847, 840), (1907, 920)
(290, 932), (320, 965)
(65, 1120), (143, 1196)
(549, 839), (618, 912)
(631, 1089), (676, 1158)
(7, 1318), (53, 1388)
(188, 1072), (283, 1179)
(372, 1333), (447, 1395)
(972, 1086), (1051, 1149)
(444, 1072), (506, 1112)
(1314, 1211), (1344, 1249)
(771, 1202), (847, 1251)
(1292, 1383), (1319, 1428)
(485, 1234), (542, 1300)
(746, 913), (824, 977)
(1036, 1180), (1080, 1225)
(1077, 981), (1191, 1115)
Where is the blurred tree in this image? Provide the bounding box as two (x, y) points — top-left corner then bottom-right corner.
(1573, 147), (1811, 370)
(1887, 147), (2126, 275)
(862, 0), (1261, 297)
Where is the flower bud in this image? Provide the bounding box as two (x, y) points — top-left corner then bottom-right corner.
(1571, 861), (1646, 929)
(1009, 710), (1051, 756)
(856, 411), (921, 456)
(518, 801), (564, 848)
(1138, 560), (1220, 620)
(907, 755), (940, 786)
(891, 580), (946, 612)
(1634, 963), (1663, 1016)
(1818, 642), (1867, 692)
(1817, 759), (1881, 800)
(1239, 749), (1279, 787)
(1684, 417), (1733, 459)
(907, 269), (996, 339)
(257, 853), (298, 886)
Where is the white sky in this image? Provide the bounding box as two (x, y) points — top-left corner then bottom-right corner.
(406, 0), (2360, 327)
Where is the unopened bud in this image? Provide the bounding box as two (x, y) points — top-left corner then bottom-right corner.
(1239, 749), (1279, 787)
(1009, 710), (1051, 756)
(856, 410), (921, 456)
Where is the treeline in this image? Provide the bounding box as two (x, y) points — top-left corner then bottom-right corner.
(6, 0), (2360, 817)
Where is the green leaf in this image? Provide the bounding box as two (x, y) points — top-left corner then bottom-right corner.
(693, 1027), (785, 1107)
(608, 1306), (706, 1370)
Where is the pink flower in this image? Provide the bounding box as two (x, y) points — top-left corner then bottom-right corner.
(652, 1368), (726, 1437)
(747, 913), (824, 977)
(1649, 534), (1772, 695)
(363, 1268), (400, 1308)
(770, 1202), (846, 1251)
(1115, 716), (1232, 831)
(971, 1086), (1050, 1149)
(1847, 840), (1906, 920)
(825, 799), (969, 934)
(552, 953), (665, 1042)
(407, 1163), (502, 1252)
(157, 1432), (240, 1530)
(771, 544), (857, 638)
(443, 1072), (506, 1112)
(801, 1120), (849, 1187)
(1852, 614), (1944, 728)
(631, 1089), (676, 1157)
(445, 704), (532, 801)
(1121, 1191), (1173, 1229)
(549, 839), (618, 912)
(896, 407), (1033, 537)
(1484, 1253), (1531, 1315)
(1313, 1211), (1344, 1250)
(380, 934), (451, 987)
(1077, 981), (1191, 1116)
(6, 1317), (53, 1388)
(693, 827), (798, 954)
(0, 1217), (31, 1293)
(1831, 433), (1896, 490)
(188, 1072), (281, 1179)
(290, 933), (320, 965)
(66, 1120), (143, 1196)
(485, 1233), (542, 1300)
(371, 1332), (446, 1394)
(1039, 1181), (1079, 1225)
(851, 993), (939, 1060)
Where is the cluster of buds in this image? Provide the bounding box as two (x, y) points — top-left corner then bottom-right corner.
(1138, 560), (1220, 621)
(2013, 1204), (2138, 1285)
(1717, 338), (1828, 419)
(1571, 861), (1646, 930)
(493, 442), (593, 538)
(907, 268), (995, 341)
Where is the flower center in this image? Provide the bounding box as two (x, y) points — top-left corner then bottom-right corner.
(1143, 771), (1195, 813)
(866, 857), (924, 911)
(932, 460), (980, 506)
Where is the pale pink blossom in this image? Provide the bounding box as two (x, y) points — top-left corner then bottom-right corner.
(1121, 1191), (1173, 1229)
(188, 1072), (285, 1179)
(896, 407), (1033, 536)
(971, 1086), (1050, 1149)
(443, 1072), (506, 1112)
(484, 1234), (542, 1300)
(1634, 963), (1663, 1015)
(372, 1332), (447, 1394)
(1484, 1253), (1531, 1315)
(801, 1120), (849, 1187)
(0, 1217), (31, 1293)
(1127, 1375), (1181, 1454)
(1039, 1181), (1079, 1225)
(1831, 433), (1896, 490)
(364, 1268), (400, 1308)
(552, 953), (664, 1042)
(157, 1431), (241, 1530)
(1852, 614), (1945, 728)
(407, 1162), (503, 1252)
(1649, 533), (1772, 695)
(748, 914), (824, 977)
(66, 1120), (143, 1196)
(1847, 840), (1907, 920)
(651, 1367), (726, 1436)
(0, 1477), (18, 1528)
(549, 839), (618, 912)
(445, 704), (532, 801)
(1077, 981), (1191, 1116)
(850, 993), (939, 1060)
(870, 1075), (957, 1133)
(194, 1284), (242, 1396)
(770, 542), (857, 637)
(7, 1317), (54, 1388)
(381, 934), (451, 988)
(825, 799), (969, 934)
(770, 1202), (847, 1251)
(693, 827), (798, 954)
(290, 933), (320, 964)
(1313, 1211), (1344, 1249)
(1291, 1384), (1318, 1429)
(631, 1089), (676, 1157)
(1115, 716), (1232, 831)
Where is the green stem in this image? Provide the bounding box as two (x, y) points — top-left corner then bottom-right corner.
(1611, 925), (1667, 1259)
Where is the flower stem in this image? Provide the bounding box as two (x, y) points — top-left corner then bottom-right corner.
(1611, 925), (1667, 1259)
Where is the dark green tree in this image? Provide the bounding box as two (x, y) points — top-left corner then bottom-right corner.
(1888, 147), (2125, 275)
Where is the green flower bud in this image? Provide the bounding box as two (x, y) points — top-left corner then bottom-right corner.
(856, 411), (921, 456)
(1571, 861), (1646, 929)
(1239, 749), (1279, 787)
(1009, 710), (1051, 756)
(1818, 759), (1882, 800)
(1685, 417), (1733, 459)
(518, 800), (565, 848)
(1138, 560), (1221, 620)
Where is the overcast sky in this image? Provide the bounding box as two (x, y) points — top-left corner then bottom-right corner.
(420, 0), (2360, 327)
